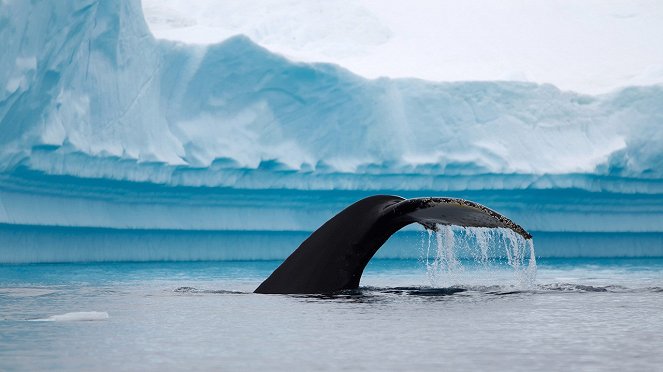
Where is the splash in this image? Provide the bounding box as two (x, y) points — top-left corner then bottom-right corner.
(419, 225), (537, 288)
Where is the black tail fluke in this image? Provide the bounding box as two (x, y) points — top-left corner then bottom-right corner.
(255, 195), (531, 294)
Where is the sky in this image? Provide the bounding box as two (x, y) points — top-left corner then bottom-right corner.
(142, 0), (663, 94)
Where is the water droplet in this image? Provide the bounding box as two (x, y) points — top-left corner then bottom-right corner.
(419, 225), (537, 288)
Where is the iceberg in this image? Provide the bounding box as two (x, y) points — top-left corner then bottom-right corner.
(0, 0), (661, 262)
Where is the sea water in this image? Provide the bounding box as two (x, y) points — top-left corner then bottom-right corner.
(1, 232), (662, 371)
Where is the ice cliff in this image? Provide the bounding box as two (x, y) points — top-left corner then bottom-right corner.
(0, 0), (661, 261)
(2, 0), (662, 185)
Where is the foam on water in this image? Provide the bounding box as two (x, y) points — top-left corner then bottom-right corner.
(420, 225), (537, 288)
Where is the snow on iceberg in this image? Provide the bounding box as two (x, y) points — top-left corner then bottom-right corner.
(1, 0), (661, 186)
(142, 0), (663, 95)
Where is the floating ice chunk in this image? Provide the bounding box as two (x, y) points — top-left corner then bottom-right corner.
(31, 311), (109, 322)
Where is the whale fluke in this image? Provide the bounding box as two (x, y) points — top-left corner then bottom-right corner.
(255, 195), (531, 294)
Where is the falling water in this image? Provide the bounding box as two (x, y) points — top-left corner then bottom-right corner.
(419, 224), (537, 288)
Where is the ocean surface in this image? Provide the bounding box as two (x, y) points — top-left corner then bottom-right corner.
(1, 255), (662, 371)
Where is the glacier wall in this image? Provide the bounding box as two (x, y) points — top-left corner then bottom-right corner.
(0, 0), (661, 262)
(2, 0), (662, 184)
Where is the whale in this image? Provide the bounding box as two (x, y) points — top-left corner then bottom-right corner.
(255, 195), (532, 294)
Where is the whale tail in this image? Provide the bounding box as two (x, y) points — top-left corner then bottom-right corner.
(255, 195), (531, 294)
